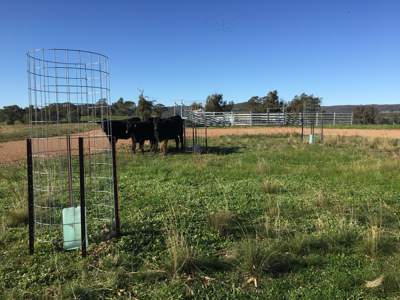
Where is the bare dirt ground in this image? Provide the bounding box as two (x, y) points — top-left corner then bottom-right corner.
(1, 127), (400, 164)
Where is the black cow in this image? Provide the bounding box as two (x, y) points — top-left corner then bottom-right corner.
(127, 118), (156, 154)
(98, 117), (141, 144)
(153, 115), (184, 154)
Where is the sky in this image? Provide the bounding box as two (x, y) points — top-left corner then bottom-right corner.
(0, 0), (399, 108)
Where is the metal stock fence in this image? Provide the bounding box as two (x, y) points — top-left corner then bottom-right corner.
(183, 111), (353, 127)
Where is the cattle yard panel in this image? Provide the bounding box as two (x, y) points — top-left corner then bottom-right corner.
(27, 49), (120, 256)
(181, 111), (353, 126)
(184, 112), (208, 153)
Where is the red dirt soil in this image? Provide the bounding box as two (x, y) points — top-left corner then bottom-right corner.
(1, 127), (400, 164)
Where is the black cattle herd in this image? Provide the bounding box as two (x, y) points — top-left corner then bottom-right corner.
(98, 115), (184, 154)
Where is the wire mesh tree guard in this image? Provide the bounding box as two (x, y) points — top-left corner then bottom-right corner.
(184, 111), (208, 153)
(26, 49), (120, 256)
(301, 101), (324, 144)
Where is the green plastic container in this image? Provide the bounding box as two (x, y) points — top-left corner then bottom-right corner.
(308, 134), (315, 144)
(62, 206), (87, 250)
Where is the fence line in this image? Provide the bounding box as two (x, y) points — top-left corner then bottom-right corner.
(183, 111), (353, 127)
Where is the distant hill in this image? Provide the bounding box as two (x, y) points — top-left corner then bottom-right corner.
(321, 104), (400, 113)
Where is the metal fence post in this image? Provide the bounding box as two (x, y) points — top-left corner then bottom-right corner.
(27, 138), (34, 255)
(111, 137), (121, 237)
(78, 137), (87, 257)
(333, 112), (336, 126)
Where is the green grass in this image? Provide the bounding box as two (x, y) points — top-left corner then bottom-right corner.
(1, 135), (400, 299)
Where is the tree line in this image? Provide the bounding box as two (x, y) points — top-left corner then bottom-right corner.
(0, 90), (394, 125)
(0, 92), (167, 124)
(199, 90), (321, 113)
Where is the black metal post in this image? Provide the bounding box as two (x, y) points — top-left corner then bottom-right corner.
(183, 120), (186, 150)
(192, 121), (195, 153)
(111, 137), (121, 237)
(195, 121), (198, 147)
(78, 137), (87, 257)
(27, 138), (34, 255)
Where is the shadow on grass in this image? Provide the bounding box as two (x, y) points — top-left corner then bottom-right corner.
(122, 146), (242, 156)
(205, 146), (241, 155)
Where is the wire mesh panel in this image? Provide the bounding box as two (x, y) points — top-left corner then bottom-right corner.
(27, 49), (116, 250)
(184, 112), (208, 153)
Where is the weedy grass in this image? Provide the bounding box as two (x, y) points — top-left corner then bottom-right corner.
(6, 207), (28, 227)
(208, 210), (238, 235)
(1, 134), (400, 299)
(261, 178), (284, 194)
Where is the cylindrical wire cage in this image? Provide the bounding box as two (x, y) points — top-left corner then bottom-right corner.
(27, 49), (117, 250)
(301, 100), (324, 143)
(184, 111), (208, 153)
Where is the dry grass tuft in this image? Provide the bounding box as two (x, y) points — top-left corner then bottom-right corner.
(208, 211), (237, 235)
(163, 228), (197, 278)
(262, 179), (283, 194)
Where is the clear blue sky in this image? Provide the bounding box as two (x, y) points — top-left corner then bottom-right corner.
(0, 0), (399, 108)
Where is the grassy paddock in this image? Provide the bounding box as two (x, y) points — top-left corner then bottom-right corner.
(323, 124), (400, 130)
(0, 123), (97, 143)
(2, 122), (400, 144)
(0, 115), (130, 142)
(1, 134), (400, 299)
